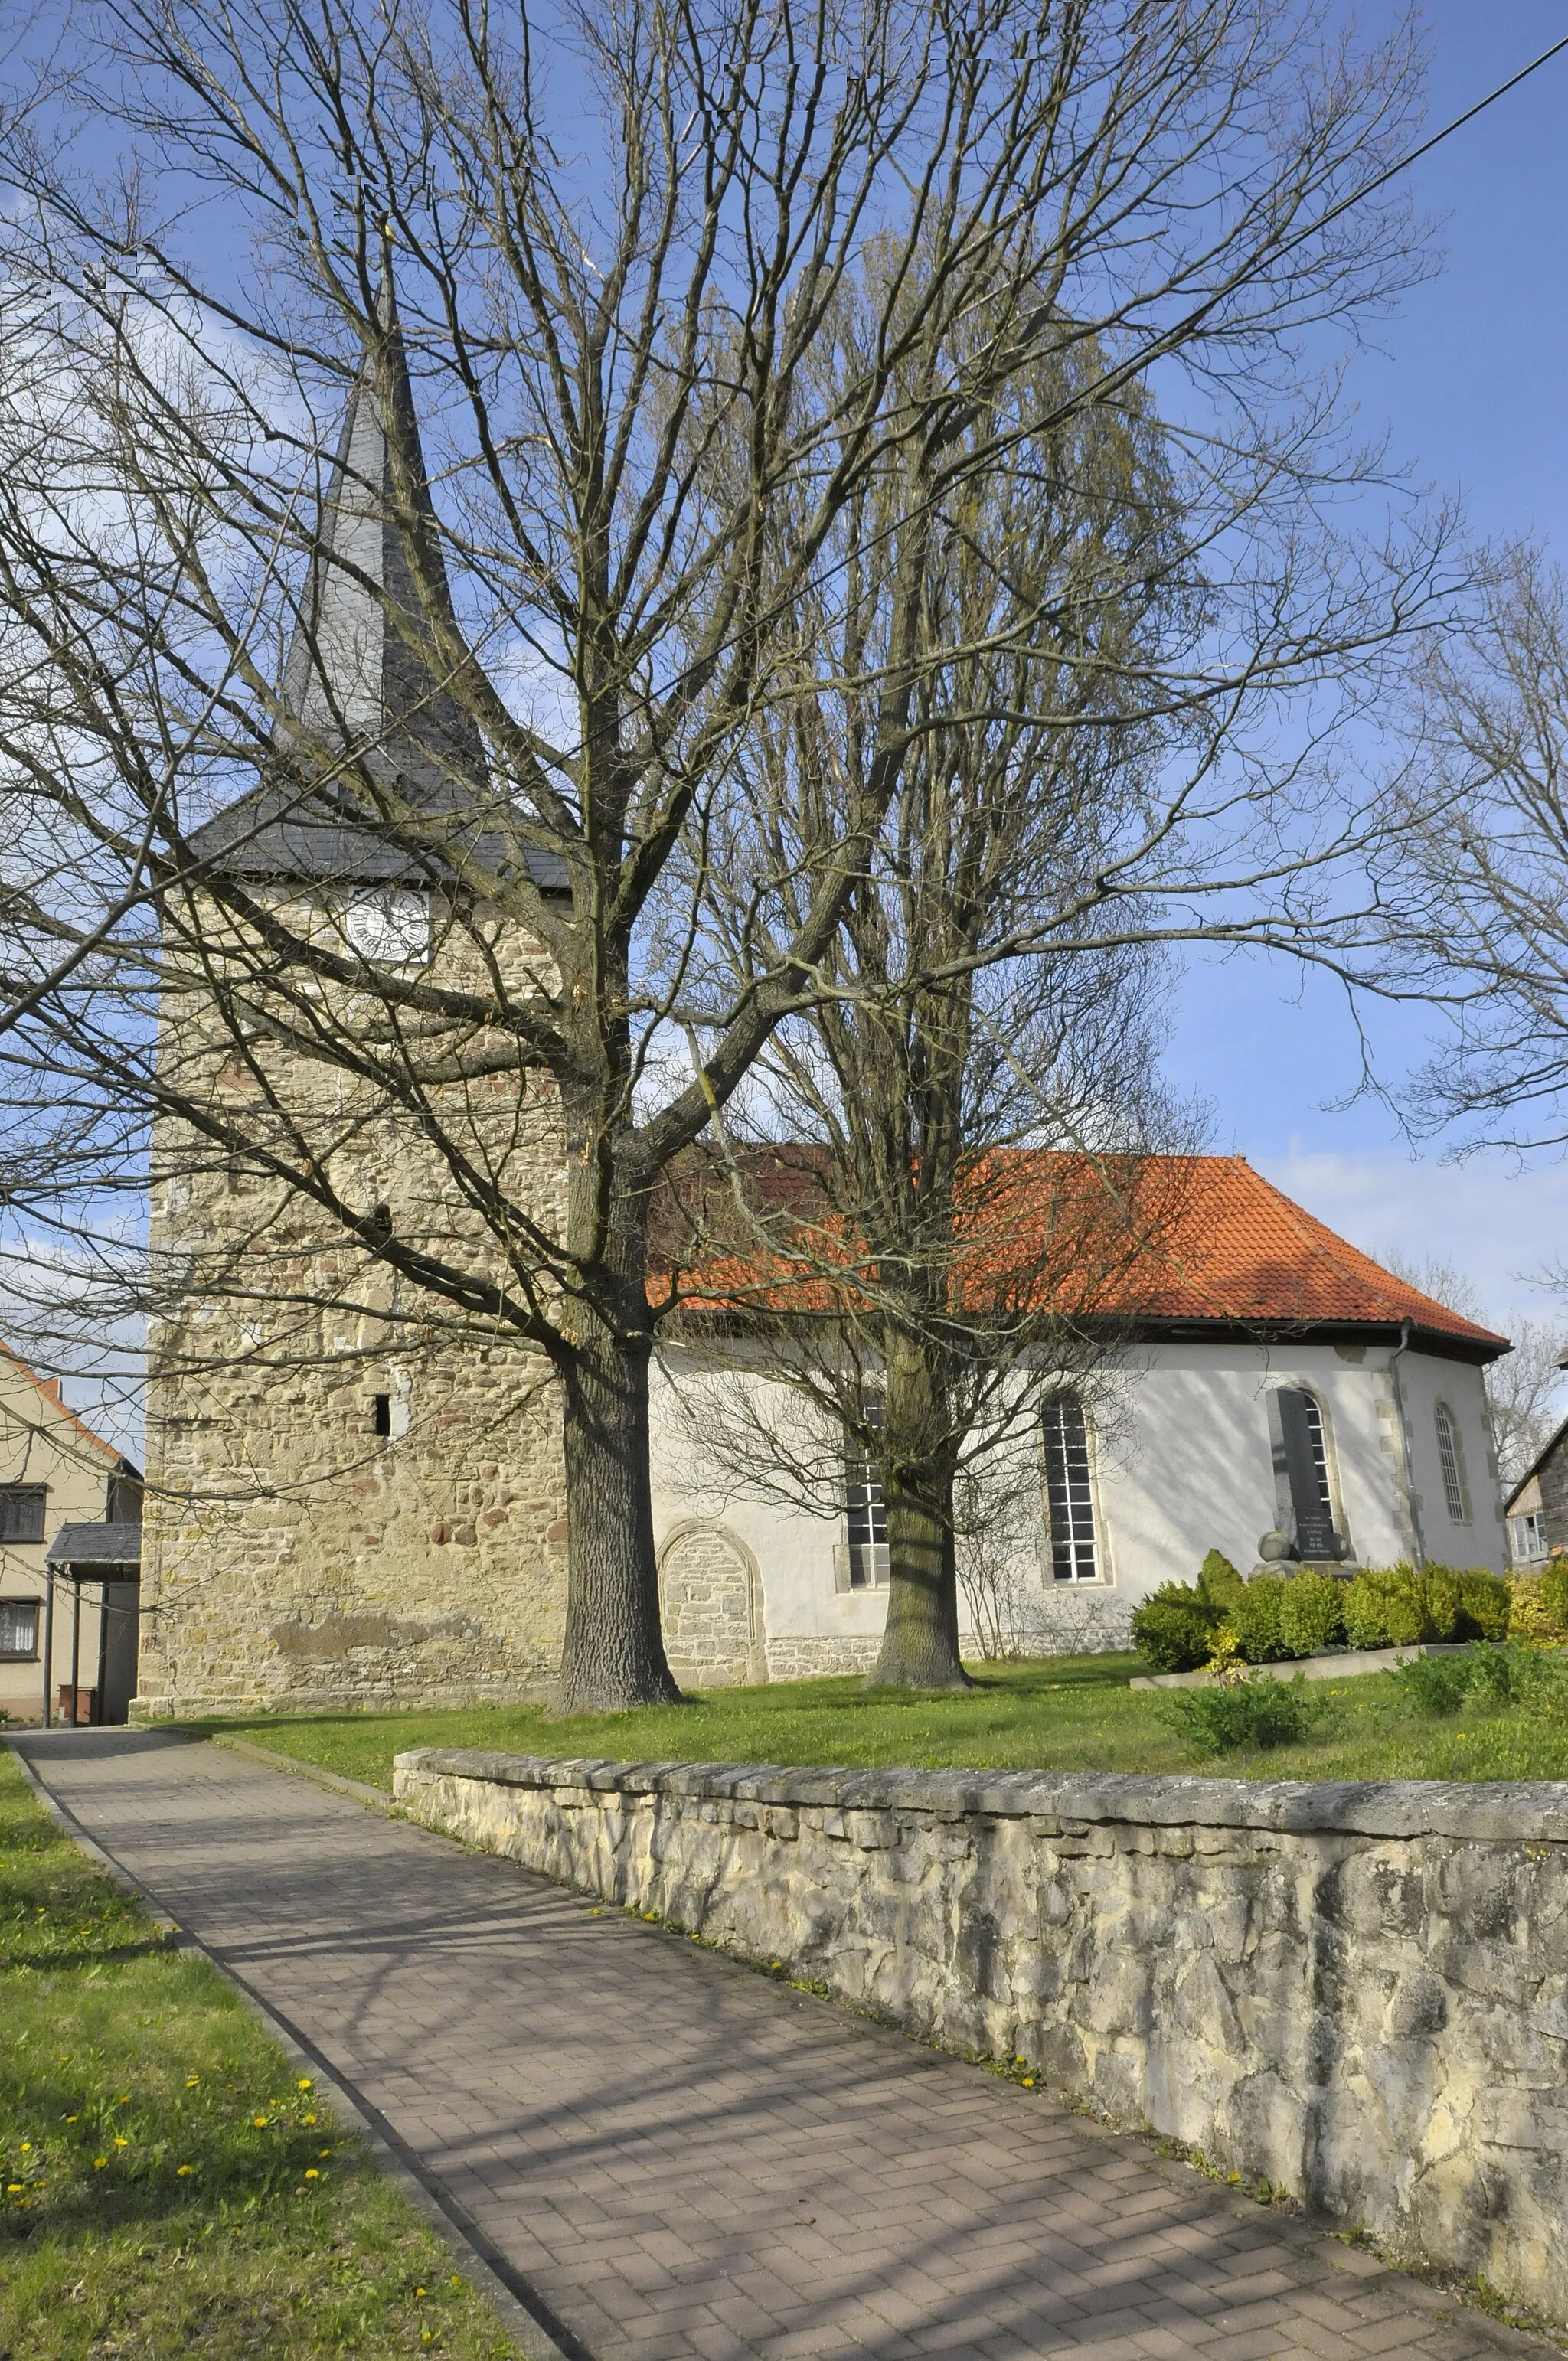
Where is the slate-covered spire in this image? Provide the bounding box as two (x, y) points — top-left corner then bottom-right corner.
(188, 308), (566, 893)
(278, 309), (482, 790)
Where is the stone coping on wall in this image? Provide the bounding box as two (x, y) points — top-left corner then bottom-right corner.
(1129, 1641), (1476, 1690)
(394, 1745), (1568, 1844)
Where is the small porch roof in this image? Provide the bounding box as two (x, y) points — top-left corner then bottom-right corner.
(45, 1522), (142, 1573)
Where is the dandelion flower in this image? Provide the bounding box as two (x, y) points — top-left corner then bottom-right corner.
(415, 2286), (426, 2297)
(185, 2076), (200, 2088)
(303, 2114), (317, 2126)
(252, 2117), (270, 2128)
(319, 2149), (331, 2158)
(449, 2276), (462, 2288)
(1022, 2078), (1036, 2088)
(304, 2169), (320, 2180)
(93, 2157), (107, 2169)
(113, 2136), (129, 2148)
(19, 2144), (29, 2154)
(6, 2184), (21, 2194)
(177, 2164), (194, 2176)
(297, 2078), (312, 2091)
(64, 2115), (77, 2124)
(117, 2095), (129, 2105)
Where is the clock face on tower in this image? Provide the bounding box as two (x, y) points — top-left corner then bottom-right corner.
(341, 887), (430, 967)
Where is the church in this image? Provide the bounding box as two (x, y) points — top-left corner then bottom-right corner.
(128, 352), (1509, 1720)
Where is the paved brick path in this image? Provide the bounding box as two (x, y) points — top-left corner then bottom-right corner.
(15, 1731), (1550, 2361)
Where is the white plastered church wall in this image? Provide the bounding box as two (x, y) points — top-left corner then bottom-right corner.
(647, 1337), (1506, 1676)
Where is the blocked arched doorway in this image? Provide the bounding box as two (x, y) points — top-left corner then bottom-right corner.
(658, 1522), (766, 1688)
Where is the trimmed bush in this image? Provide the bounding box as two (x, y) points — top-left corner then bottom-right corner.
(1343, 1564), (1426, 1649)
(1161, 1674), (1326, 1759)
(1130, 1582), (1216, 1674)
(1345, 1561), (1510, 1651)
(1508, 1569), (1568, 1644)
(1455, 1568), (1509, 1642)
(1419, 1565), (1462, 1642)
(1197, 1550), (1246, 1612)
(1230, 1575), (1291, 1663)
(1278, 1571), (1346, 1657)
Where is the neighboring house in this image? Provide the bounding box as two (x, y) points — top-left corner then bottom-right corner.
(648, 1158), (1510, 1677)
(0, 1345), (142, 1726)
(1504, 1422), (1568, 1567)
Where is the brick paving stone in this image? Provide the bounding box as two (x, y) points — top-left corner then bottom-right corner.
(18, 1729), (1566, 2361)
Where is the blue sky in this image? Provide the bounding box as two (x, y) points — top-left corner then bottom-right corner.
(1165, 4), (1568, 1331)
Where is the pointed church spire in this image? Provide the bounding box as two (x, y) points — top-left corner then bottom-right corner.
(279, 292), (483, 792)
(189, 292), (566, 894)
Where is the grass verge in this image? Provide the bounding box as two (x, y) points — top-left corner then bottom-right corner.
(0, 1746), (527, 2360)
(186, 1648), (1568, 1791)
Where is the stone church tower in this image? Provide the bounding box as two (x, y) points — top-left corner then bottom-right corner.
(133, 336), (570, 1719)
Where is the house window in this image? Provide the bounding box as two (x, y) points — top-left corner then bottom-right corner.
(0, 1486), (47, 1543)
(1511, 1511), (1549, 1566)
(1042, 1397), (1098, 1581)
(844, 1421), (889, 1589)
(0, 1598), (38, 1658)
(1436, 1405), (1470, 1523)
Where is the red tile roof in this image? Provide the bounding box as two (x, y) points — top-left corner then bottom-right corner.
(655, 1151), (1510, 1359)
(1112, 1157), (1508, 1351)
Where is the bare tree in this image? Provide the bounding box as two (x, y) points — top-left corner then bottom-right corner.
(0, 0), (1452, 1708)
(662, 325), (1204, 1687)
(1380, 1246), (1567, 1493)
(1388, 550), (1568, 1164)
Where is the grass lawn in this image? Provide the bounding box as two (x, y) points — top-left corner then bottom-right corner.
(190, 1650), (1568, 1792)
(0, 1747), (525, 2360)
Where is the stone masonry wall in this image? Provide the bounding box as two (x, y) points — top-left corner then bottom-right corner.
(395, 1749), (1568, 2321)
(136, 895), (570, 1717)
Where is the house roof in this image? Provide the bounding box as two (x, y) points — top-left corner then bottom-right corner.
(655, 1151), (1511, 1362)
(46, 1521), (142, 1571)
(0, 1341), (135, 1468)
(187, 305), (568, 901)
(1113, 1157), (1509, 1354)
(1504, 1415), (1568, 1514)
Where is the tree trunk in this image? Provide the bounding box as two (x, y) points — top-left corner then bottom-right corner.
(554, 1092), (682, 1713)
(868, 1338), (972, 1690)
(557, 1321), (684, 1710)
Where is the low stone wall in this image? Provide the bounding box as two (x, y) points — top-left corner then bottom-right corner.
(395, 1748), (1568, 2320)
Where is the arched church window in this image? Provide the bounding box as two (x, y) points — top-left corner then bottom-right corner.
(1042, 1397), (1099, 1582)
(842, 1397), (889, 1589)
(1435, 1403), (1470, 1524)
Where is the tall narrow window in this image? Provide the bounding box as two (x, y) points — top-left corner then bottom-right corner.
(843, 1420), (889, 1589)
(1042, 1397), (1098, 1582)
(1436, 1405), (1470, 1523)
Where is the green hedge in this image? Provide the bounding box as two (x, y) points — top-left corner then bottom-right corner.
(1342, 1562), (1508, 1651)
